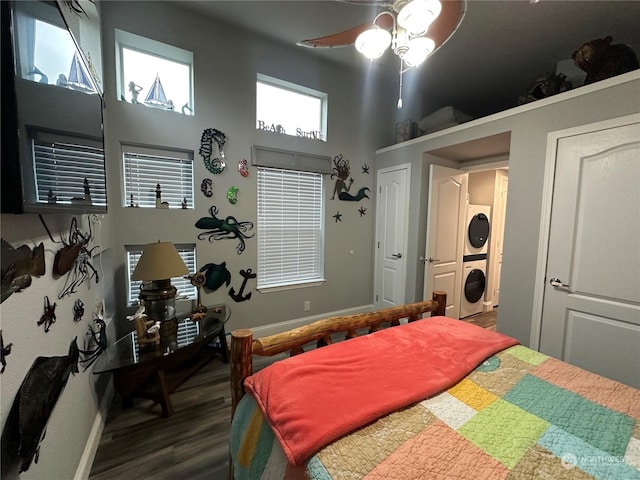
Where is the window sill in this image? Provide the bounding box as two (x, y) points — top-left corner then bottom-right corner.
(257, 279), (326, 294)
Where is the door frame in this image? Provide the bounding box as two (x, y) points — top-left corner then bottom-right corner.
(373, 163), (411, 309)
(530, 112), (640, 350)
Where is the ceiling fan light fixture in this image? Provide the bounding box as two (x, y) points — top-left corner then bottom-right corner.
(397, 0), (442, 36)
(355, 26), (392, 60)
(403, 36), (435, 67)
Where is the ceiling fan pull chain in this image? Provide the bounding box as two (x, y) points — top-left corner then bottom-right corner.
(397, 58), (404, 109)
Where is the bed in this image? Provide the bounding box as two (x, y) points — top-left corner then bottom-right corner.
(228, 291), (640, 479)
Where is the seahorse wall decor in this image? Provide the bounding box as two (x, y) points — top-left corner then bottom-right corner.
(330, 154), (370, 201)
(199, 128), (226, 174)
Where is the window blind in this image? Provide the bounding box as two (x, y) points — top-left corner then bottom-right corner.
(126, 244), (197, 306)
(257, 167), (324, 289)
(33, 139), (106, 205)
(122, 145), (193, 208)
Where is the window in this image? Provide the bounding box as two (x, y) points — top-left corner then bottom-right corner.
(32, 131), (106, 206)
(115, 29), (193, 114)
(13, 1), (98, 94)
(257, 167), (325, 290)
(126, 244), (196, 306)
(122, 145), (193, 208)
(256, 74), (327, 141)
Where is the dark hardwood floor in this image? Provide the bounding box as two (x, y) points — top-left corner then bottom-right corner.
(89, 309), (497, 479)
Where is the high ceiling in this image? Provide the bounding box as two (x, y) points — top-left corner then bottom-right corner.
(173, 0), (640, 120)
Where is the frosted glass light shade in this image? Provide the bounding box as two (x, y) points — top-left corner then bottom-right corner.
(132, 241), (188, 281)
(403, 37), (435, 67)
(355, 27), (392, 60)
(397, 0), (442, 36)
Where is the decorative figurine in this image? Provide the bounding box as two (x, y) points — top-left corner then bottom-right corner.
(128, 81), (142, 103)
(126, 305), (160, 349)
(155, 183), (169, 209)
(333, 211), (343, 222)
(185, 272), (207, 313)
(181, 197), (188, 209)
(128, 193), (139, 208)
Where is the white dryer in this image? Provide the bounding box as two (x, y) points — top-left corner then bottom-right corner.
(464, 204), (491, 256)
(459, 259), (487, 319)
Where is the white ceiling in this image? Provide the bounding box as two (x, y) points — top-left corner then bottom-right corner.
(172, 0), (640, 119)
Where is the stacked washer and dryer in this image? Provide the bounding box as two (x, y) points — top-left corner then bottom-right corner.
(460, 204), (491, 319)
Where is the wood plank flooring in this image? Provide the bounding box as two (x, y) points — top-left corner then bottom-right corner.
(89, 309), (497, 479)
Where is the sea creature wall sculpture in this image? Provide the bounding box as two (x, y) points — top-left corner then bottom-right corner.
(330, 154), (370, 201)
(199, 128), (226, 174)
(79, 316), (107, 370)
(37, 296), (57, 333)
(195, 205), (254, 254)
(1, 239), (45, 304)
(1, 330), (12, 374)
(199, 262), (231, 291)
(0, 338), (79, 478)
(39, 216), (99, 299)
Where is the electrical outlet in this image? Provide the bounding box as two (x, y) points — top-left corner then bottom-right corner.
(304, 300), (311, 311)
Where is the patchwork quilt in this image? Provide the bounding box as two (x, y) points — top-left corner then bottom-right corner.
(231, 345), (640, 480)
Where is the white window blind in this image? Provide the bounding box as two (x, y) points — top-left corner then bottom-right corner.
(33, 138), (106, 205)
(122, 145), (193, 208)
(126, 244), (197, 306)
(257, 167), (324, 289)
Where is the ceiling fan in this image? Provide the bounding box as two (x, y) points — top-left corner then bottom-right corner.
(297, 0), (466, 107)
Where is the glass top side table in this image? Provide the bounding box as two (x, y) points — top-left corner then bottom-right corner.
(94, 304), (229, 417)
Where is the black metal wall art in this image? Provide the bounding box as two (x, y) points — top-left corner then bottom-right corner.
(1, 239), (45, 304)
(330, 154), (370, 201)
(0, 338), (79, 477)
(229, 268), (256, 302)
(1, 330), (12, 374)
(199, 128), (226, 174)
(37, 296), (56, 333)
(195, 205), (254, 254)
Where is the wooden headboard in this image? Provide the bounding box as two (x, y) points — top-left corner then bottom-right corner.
(229, 291), (447, 416)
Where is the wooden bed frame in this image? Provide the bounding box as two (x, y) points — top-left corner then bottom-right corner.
(229, 291), (447, 416)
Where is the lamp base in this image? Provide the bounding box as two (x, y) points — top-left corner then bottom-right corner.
(139, 279), (178, 340)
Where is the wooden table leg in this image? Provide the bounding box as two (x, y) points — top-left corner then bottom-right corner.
(218, 328), (229, 363)
(155, 369), (174, 417)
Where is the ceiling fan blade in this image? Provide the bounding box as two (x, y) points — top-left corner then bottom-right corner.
(297, 0), (464, 52)
(297, 15), (394, 48)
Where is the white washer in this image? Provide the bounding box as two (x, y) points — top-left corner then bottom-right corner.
(459, 259), (487, 319)
(464, 204), (491, 256)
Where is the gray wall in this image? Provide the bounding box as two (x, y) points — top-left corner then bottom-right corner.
(100, 1), (394, 335)
(0, 2), (393, 478)
(375, 73), (640, 345)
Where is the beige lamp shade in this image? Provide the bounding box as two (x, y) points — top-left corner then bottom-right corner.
(131, 241), (188, 281)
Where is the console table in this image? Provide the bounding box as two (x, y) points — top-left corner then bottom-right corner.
(94, 305), (228, 417)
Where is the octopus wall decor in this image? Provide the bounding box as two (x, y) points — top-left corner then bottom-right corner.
(195, 205), (254, 254)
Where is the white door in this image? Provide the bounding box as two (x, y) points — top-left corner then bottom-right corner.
(490, 172), (508, 307)
(375, 164), (410, 309)
(539, 118), (640, 388)
(423, 165), (468, 318)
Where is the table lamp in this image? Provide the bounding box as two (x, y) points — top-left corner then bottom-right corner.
(132, 241), (188, 338)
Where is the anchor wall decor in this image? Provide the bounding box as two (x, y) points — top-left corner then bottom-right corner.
(229, 268), (256, 302)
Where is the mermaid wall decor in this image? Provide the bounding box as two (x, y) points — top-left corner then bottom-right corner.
(330, 154), (370, 201)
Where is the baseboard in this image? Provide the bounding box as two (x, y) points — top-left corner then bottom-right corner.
(74, 379), (114, 480)
(247, 304), (375, 338)
(482, 301), (493, 312)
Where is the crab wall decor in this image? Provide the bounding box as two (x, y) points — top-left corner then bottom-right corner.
(37, 296), (57, 333)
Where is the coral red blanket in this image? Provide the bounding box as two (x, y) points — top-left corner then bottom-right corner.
(244, 316), (519, 465)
